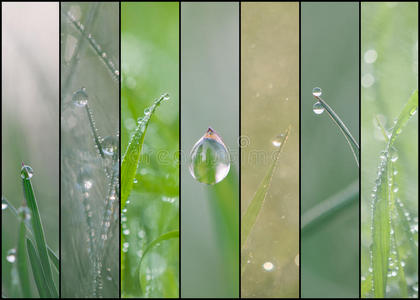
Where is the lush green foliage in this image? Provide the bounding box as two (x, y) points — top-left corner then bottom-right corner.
(121, 3), (179, 298)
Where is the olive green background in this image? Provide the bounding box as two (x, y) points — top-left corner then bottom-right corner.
(241, 2), (299, 298)
(301, 2), (359, 298)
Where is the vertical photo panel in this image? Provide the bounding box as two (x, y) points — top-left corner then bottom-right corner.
(120, 2), (180, 298)
(181, 2), (239, 298)
(361, 2), (418, 298)
(2, 2), (59, 298)
(301, 2), (359, 298)
(241, 2), (299, 298)
(61, 2), (119, 298)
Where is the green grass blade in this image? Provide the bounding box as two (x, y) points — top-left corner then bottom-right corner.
(370, 90), (418, 297)
(26, 238), (51, 298)
(315, 96), (359, 167)
(302, 180), (358, 232)
(241, 126), (291, 249)
(47, 248), (59, 272)
(121, 93), (169, 208)
(138, 230), (179, 287)
(22, 168), (58, 297)
(17, 215), (31, 298)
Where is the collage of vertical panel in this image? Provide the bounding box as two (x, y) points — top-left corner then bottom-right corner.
(301, 2), (359, 298)
(61, 2), (119, 298)
(361, 2), (418, 298)
(2, 2), (59, 298)
(181, 2), (239, 298)
(120, 2), (180, 298)
(241, 2), (299, 298)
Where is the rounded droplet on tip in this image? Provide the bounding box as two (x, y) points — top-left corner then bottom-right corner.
(72, 87), (88, 107)
(162, 93), (170, 101)
(272, 134), (285, 147)
(102, 136), (118, 156)
(312, 87), (322, 97)
(21, 165), (34, 179)
(189, 128), (230, 185)
(313, 101), (324, 115)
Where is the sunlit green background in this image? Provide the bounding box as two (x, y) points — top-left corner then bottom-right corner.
(301, 3), (359, 298)
(241, 2), (299, 298)
(181, 2), (239, 298)
(121, 2), (179, 298)
(361, 2), (418, 298)
(1, 3), (59, 298)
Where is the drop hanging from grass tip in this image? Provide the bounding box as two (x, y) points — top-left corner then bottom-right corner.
(21, 163), (34, 180)
(189, 127), (230, 185)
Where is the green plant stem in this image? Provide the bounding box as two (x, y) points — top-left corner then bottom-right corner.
(315, 95), (360, 167)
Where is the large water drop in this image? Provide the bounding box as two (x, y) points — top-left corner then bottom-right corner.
(312, 87), (322, 97)
(189, 128), (230, 185)
(72, 87), (88, 107)
(102, 136), (118, 156)
(21, 164), (34, 179)
(313, 102), (325, 115)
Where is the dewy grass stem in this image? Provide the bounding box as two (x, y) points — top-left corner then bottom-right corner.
(313, 90), (359, 167)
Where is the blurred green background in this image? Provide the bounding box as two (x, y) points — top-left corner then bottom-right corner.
(301, 3), (359, 298)
(361, 2), (418, 298)
(241, 2), (299, 298)
(121, 2), (179, 298)
(181, 3), (239, 298)
(2, 2), (59, 297)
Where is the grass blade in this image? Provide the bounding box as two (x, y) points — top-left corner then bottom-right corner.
(22, 166), (58, 297)
(370, 90), (418, 297)
(241, 126), (291, 249)
(17, 212), (31, 298)
(26, 238), (51, 298)
(138, 230), (179, 287)
(121, 93), (169, 208)
(47, 248), (59, 272)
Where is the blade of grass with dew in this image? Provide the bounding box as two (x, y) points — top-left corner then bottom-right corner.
(241, 126), (291, 249)
(370, 90), (417, 297)
(315, 95), (360, 167)
(121, 93), (169, 208)
(138, 230), (179, 289)
(17, 213), (31, 298)
(22, 167), (58, 297)
(2, 197), (59, 270)
(26, 238), (51, 298)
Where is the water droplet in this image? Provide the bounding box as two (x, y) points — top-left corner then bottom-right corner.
(362, 73), (375, 88)
(294, 254), (299, 266)
(313, 102), (324, 115)
(393, 185), (399, 193)
(77, 169), (93, 193)
(189, 128), (230, 185)
(123, 229), (130, 235)
(20, 165), (34, 179)
(272, 134), (284, 147)
(144, 108), (151, 115)
(409, 107), (417, 116)
(133, 178), (138, 184)
(2, 199), (8, 210)
(390, 152), (399, 162)
(364, 49), (378, 64)
(6, 249), (16, 263)
(17, 206), (31, 221)
(263, 261), (274, 271)
(72, 87), (88, 107)
(162, 93), (170, 101)
(102, 136), (117, 156)
(312, 87), (322, 97)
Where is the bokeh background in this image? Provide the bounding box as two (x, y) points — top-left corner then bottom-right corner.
(361, 2), (418, 298)
(61, 2), (119, 297)
(181, 3), (239, 298)
(241, 2), (299, 298)
(301, 3), (359, 298)
(2, 3), (59, 298)
(121, 2), (179, 298)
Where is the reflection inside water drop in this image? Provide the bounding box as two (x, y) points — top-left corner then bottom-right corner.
(72, 87), (88, 107)
(189, 128), (230, 185)
(21, 164), (34, 179)
(312, 87), (322, 97)
(313, 102), (324, 115)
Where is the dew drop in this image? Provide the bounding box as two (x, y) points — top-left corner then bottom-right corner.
(2, 199), (8, 210)
(312, 87), (322, 97)
(262, 261), (274, 271)
(144, 108), (151, 115)
(189, 128), (230, 185)
(162, 93), (170, 101)
(390, 152), (399, 162)
(133, 178), (138, 184)
(272, 134), (285, 147)
(364, 49), (378, 64)
(409, 107), (417, 116)
(313, 102), (325, 115)
(20, 165), (34, 179)
(72, 87), (88, 107)
(102, 136), (118, 156)
(6, 248), (16, 263)
(77, 169), (93, 193)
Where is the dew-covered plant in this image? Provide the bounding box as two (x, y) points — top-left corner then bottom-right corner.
(61, 2), (119, 297)
(121, 3), (179, 298)
(2, 166), (59, 298)
(362, 91), (418, 298)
